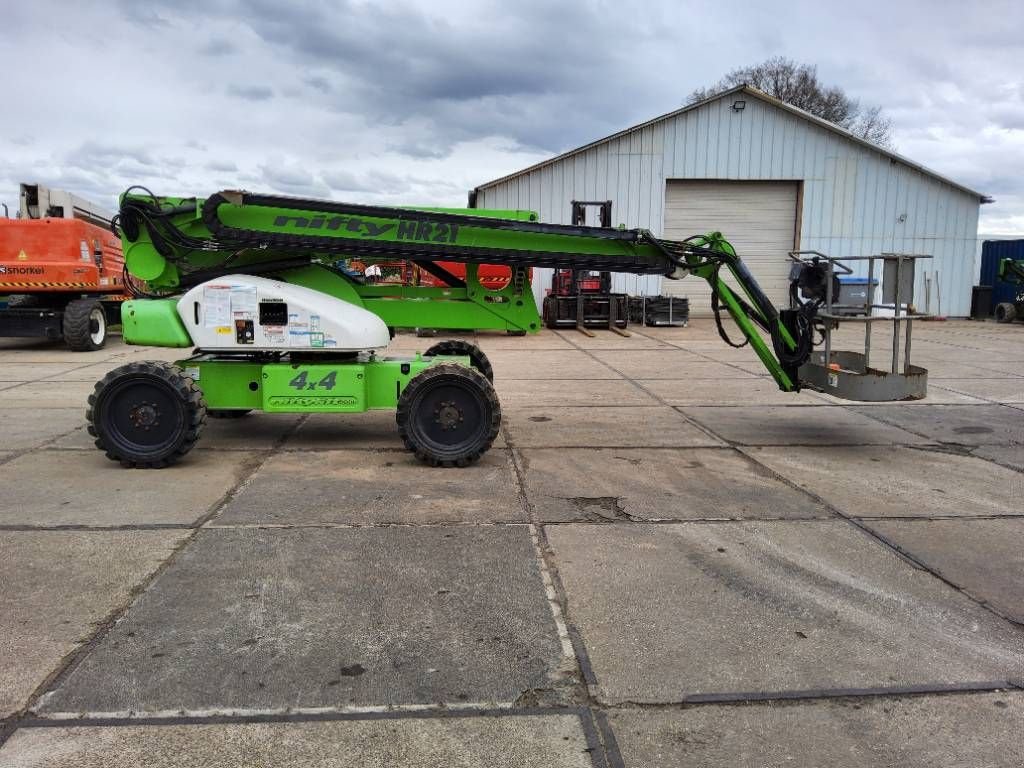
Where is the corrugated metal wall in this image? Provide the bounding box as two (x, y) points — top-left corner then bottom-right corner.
(475, 93), (982, 316)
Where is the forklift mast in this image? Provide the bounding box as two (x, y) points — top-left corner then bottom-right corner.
(567, 200), (614, 295)
(544, 201), (627, 334)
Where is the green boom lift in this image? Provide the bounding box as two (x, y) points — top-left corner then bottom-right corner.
(88, 188), (830, 468)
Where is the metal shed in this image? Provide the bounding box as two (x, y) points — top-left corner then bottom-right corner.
(471, 85), (988, 316)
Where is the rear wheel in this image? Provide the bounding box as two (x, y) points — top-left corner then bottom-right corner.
(87, 361), (206, 468)
(396, 363), (500, 467)
(423, 340), (494, 383)
(994, 302), (1018, 324)
(63, 298), (107, 351)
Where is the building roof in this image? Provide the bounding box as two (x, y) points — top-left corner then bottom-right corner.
(474, 85), (990, 203)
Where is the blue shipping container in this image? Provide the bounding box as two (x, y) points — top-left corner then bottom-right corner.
(980, 240), (1024, 308)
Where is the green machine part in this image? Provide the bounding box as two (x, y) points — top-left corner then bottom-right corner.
(85, 347), (499, 468)
(998, 257), (1024, 285)
(120, 196), (545, 335)
(115, 190), (813, 392)
(121, 298), (193, 347)
(179, 354), (467, 412)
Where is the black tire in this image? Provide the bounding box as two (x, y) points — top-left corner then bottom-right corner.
(87, 361), (206, 468)
(396, 363), (501, 467)
(994, 302), (1017, 324)
(63, 298), (107, 351)
(423, 340), (494, 383)
(208, 409), (253, 418)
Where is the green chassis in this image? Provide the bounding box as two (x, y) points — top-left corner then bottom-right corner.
(178, 353), (469, 413)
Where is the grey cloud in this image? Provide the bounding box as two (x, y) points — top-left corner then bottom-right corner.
(385, 139), (452, 161)
(67, 142), (157, 170)
(121, 0), (665, 155)
(991, 110), (1024, 132)
(116, 0), (234, 24)
(227, 84), (274, 101)
(261, 164), (314, 188)
(323, 170), (427, 196)
(305, 76), (331, 93)
(259, 164), (330, 198)
(322, 171), (380, 194)
(117, 3), (171, 28)
(199, 37), (238, 57)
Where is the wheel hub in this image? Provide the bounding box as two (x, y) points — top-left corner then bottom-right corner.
(128, 402), (160, 430)
(434, 400), (463, 431)
(89, 308), (105, 345)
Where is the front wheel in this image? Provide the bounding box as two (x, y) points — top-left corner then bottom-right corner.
(396, 363), (501, 467)
(63, 298), (107, 351)
(87, 361), (206, 468)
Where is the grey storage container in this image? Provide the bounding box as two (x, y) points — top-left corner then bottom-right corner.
(834, 277), (877, 316)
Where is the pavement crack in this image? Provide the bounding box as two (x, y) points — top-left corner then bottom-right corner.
(512, 687), (555, 708)
(561, 496), (638, 523)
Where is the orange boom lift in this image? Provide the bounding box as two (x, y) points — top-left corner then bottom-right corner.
(0, 183), (128, 350)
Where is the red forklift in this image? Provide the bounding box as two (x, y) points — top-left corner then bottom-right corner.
(541, 201), (629, 335)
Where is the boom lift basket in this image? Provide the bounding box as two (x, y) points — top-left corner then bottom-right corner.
(792, 251), (930, 401)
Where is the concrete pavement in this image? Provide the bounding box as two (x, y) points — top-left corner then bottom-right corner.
(2, 319), (1023, 766)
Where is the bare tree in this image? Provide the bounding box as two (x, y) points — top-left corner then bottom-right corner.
(688, 57), (894, 148)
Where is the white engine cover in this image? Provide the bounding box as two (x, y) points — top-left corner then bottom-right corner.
(177, 275), (391, 352)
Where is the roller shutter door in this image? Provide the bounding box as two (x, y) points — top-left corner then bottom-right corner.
(661, 180), (798, 315)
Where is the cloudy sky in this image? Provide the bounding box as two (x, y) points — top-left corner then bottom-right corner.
(2, 0), (1021, 234)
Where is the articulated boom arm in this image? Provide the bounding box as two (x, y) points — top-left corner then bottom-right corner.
(115, 189), (820, 391)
